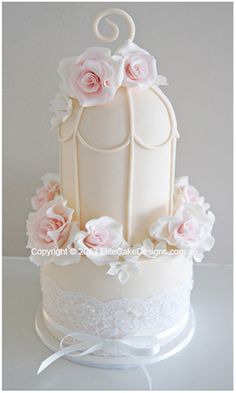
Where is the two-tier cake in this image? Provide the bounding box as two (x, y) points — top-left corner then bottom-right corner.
(26, 8), (215, 380)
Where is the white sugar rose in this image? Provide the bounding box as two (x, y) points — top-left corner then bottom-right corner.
(116, 40), (157, 89)
(50, 87), (73, 130)
(149, 203), (215, 262)
(174, 176), (210, 212)
(75, 216), (124, 265)
(58, 47), (124, 107)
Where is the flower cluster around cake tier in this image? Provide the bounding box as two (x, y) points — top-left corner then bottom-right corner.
(26, 173), (215, 283)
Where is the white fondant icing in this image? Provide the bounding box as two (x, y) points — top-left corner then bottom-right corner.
(42, 254), (192, 300)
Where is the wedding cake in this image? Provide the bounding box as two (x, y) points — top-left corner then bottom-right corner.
(26, 8), (215, 379)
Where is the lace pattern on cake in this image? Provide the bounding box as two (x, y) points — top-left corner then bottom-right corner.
(41, 272), (193, 339)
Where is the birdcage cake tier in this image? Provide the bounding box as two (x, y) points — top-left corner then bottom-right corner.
(58, 85), (178, 245)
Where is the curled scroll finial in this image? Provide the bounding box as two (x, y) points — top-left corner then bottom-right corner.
(93, 8), (135, 44)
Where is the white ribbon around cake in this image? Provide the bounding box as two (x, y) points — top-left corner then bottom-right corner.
(37, 308), (191, 379)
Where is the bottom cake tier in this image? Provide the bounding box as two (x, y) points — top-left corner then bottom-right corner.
(39, 254), (193, 343)
(35, 254), (195, 376)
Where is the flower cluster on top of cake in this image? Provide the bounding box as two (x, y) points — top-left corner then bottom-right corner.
(26, 174), (215, 283)
(50, 40), (167, 126)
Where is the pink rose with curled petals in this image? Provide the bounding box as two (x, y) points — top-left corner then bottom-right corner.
(75, 216), (124, 265)
(31, 173), (60, 210)
(27, 197), (74, 253)
(117, 40), (158, 89)
(175, 177), (210, 212)
(58, 47), (124, 107)
(31, 183), (60, 210)
(149, 203), (215, 262)
(84, 227), (110, 249)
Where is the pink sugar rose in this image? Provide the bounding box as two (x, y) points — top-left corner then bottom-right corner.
(174, 176), (210, 212)
(31, 173), (60, 211)
(75, 216), (124, 265)
(116, 40), (157, 89)
(31, 183), (60, 210)
(149, 203), (215, 262)
(27, 197), (74, 253)
(58, 47), (124, 107)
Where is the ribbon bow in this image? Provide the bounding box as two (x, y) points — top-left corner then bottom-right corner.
(38, 331), (160, 375)
(37, 331), (160, 389)
(37, 309), (190, 390)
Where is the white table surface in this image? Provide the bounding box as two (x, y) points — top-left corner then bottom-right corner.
(3, 257), (233, 390)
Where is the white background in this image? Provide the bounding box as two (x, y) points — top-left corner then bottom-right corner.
(3, 2), (233, 264)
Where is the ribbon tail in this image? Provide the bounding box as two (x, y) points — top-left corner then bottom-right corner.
(140, 365), (152, 390)
(37, 350), (65, 375)
(37, 342), (103, 375)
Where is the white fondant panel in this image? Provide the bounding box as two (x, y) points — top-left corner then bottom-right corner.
(79, 87), (129, 149)
(132, 88), (171, 145)
(131, 143), (171, 243)
(42, 255), (193, 301)
(79, 145), (128, 229)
